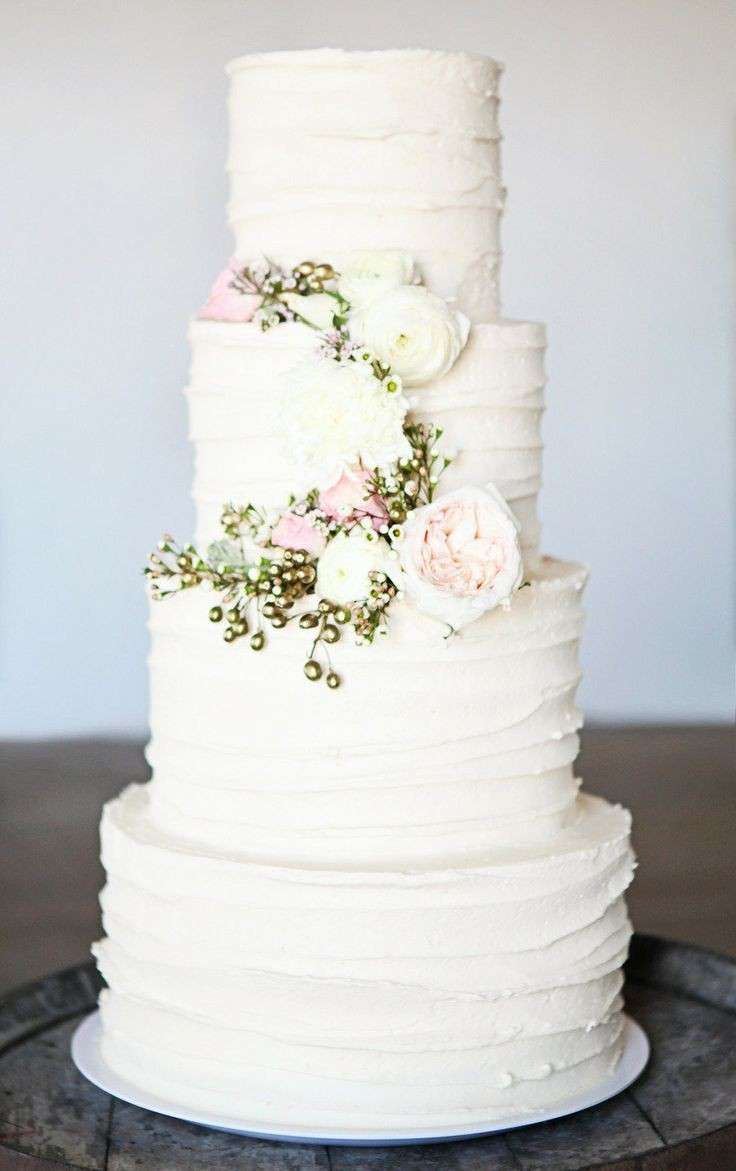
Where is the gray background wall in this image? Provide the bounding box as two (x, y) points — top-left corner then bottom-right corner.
(2, 0), (733, 736)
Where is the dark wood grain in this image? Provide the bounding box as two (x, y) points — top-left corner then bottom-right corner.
(503, 1092), (662, 1170)
(330, 1137), (519, 1168)
(106, 1100), (330, 1171)
(0, 939), (735, 1170)
(0, 1018), (110, 1169)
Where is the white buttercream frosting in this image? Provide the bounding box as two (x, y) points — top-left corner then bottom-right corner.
(226, 49), (504, 321)
(95, 778), (632, 1126)
(145, 558), (586, 865)
(92, 46), (636, 1129)
(95, 557), (634, 1125)
(187, 317), (545, 558)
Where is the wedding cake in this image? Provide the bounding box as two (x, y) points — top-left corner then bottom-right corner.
(92, 48), (635, 1131)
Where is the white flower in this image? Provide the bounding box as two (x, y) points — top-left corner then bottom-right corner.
(316, 529), (398, 605)
(350, 285), (470, 386)
(399, 485), (523, 629)
(279, 355), (411, 490)
(280, 291), (339, 331)
(337, 251), (416, 313)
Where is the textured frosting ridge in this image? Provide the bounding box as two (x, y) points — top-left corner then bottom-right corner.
(145, 558), (586, 866)
(95, 781), (632, 1126)
(96, 556), (635, 1123)
(227, 49), (504, 321)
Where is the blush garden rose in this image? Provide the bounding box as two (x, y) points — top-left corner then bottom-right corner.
(399, 484), (523, 629)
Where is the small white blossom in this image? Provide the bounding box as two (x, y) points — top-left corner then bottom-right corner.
(278, 354), (411, 490)
(337, 251), (416, 313)
(316, 529), (398, 606)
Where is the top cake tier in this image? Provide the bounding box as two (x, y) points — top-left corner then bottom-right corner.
(226, 48), (504, 322)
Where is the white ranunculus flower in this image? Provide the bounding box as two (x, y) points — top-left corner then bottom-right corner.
(350, 285), (470, 386)
(399, 484), (523, 630)
(280, 291), (339, 331)
(279, 355), (411, 490)
(337, 251), (416, 313)
(317, 529), (398, 606)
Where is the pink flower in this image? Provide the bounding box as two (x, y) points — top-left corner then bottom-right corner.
(270, 511), (326, 556)
(197, 258), (262, 323)
(319, 466), (389, 531)
(399, 485), (523, 629)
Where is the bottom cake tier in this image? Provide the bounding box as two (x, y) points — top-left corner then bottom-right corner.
(93, 784), (634, 1128)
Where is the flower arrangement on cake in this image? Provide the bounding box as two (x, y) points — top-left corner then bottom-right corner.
(146, 253), (525, 687)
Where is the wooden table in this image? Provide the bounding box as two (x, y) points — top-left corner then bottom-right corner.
(1, 935), (735, 1169)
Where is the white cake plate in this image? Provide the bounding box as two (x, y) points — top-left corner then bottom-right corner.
(71, 1011), (649, 1147)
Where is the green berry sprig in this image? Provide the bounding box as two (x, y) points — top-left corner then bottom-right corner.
(367, 422), (451, 528)
(229, 258), (349, 333)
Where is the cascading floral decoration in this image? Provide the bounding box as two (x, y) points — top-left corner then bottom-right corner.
(145, 419), (450, 688)
(146, 252), (525, 688)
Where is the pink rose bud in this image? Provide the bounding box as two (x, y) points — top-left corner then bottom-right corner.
(319, 466), (389, 531)
(271, 512), (326, 556)
(198, 258), (262, 322)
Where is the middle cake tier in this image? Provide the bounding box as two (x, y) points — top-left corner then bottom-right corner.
(146, 556), (585, 867)
(186, 318), (546, 562)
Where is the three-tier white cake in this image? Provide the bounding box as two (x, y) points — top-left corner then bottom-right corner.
(93, 48), (635, 1131)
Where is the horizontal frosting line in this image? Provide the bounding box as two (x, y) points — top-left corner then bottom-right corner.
(98, 907), (631, 993)
(145, 723), (583, 780)
(99, 1005), (623, 1103)
(96, 974), (623, 1055)
(97, 914), (630, 995)
(149, 600), (584, 661)
(149, 797), (578, 842)
(99, 903), (631, 996)
(226, 47), (503, 72)
(227, 130), (501, 150)
(102, 788), (632, 886)
(229, 199), (502, 218)
(145, 730), (580, 784)
(228, 195), (502, 216)
(98, 896), (635, 971)
(94, 1036), (625, 1125)
(149, 606), (581, 655)
(99, 856), (633, 954)
(148, 755), (578, 795)
(185, 386), (545, 406)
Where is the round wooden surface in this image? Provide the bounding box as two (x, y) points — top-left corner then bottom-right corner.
(0, 934), (734, 1171)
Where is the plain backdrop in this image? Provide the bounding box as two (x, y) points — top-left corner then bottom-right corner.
(1, 0), (733, 737)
